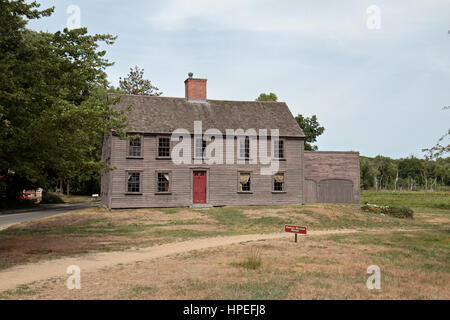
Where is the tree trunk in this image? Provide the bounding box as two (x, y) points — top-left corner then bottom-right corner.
(66, 181), (70, 196)
(394, 169), (398, 191)
(423, 171), (428, 190)
(432, 177), (437, 191)
(374, 176), (378, 191)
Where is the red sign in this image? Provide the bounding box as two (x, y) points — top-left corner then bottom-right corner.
(285, 225), (307, 234)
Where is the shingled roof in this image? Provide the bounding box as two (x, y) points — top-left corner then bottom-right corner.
(109, 94), (305, 138)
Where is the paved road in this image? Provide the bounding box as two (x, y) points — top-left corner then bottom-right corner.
(0, 202), (96, 230)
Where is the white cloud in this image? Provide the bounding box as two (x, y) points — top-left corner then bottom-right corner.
(147, 0), (368, 39)
(147, 0), (450, 43)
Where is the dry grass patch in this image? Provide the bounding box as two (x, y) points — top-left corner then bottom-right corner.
(3, 229), (448, 300)
(0, 198), (447, 272)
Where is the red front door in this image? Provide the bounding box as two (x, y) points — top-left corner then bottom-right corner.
(193, 171), (207, 204)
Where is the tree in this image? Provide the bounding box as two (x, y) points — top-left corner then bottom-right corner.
(398, 157), (425, 190)
(119, 66), (162, 96)
(256, 93), (278, 102)
(295, 115), (325, 151)
(422, 107), (449, 160)
(0, 1), (130, 203)
(360, 156), (379, 190)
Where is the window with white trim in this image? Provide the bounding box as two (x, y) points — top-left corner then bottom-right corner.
(274, 139), (284, 159)
(239, 172), (251, 192)
(157, 172), (170, 193)
(127, 172), (141, 193)
(273, 173), (285, 192)
(239, 137), (250, 159)
(158, 137), (170, 158)
(195, 137), (206, 159)
(128, 137), (142, 157)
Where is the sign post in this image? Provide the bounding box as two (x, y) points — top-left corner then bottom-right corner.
(284, 225), (307, 243)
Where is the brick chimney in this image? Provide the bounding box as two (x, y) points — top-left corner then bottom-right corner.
(185, 73), (207, 101)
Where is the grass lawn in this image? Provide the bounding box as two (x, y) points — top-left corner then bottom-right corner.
(1, 228), (448, 300)
(0, 190), (448, 299)
(361, 190), (450, 209)
(59, 195), (96, 204)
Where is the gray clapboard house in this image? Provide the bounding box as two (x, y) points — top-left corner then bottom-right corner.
(101, 75), (360, 209)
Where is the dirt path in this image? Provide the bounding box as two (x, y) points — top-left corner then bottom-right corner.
(0, 228), (414, 292)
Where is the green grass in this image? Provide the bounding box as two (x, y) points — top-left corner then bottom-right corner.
(361, 191), (450, 209)
(0, 217), (208, 238)
(130, 285), (158, 295)
(230, 249), (262, 270)
(222, 280), (291, 300)
(206, 207), (290, 234)
(321, 230), (450, 273)
(1, 284), (36, 297)
(159, 208), (183, 215)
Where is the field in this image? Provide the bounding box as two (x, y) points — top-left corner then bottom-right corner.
(0, 191), (448, 299)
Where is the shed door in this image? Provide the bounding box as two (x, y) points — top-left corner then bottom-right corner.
(304, 179), (318, 203)
(318, 179), (353, 203)
(193, 171), (207, 204)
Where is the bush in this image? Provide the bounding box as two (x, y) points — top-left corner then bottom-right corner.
(41, 193), (64, 204)
(230, 248), (262, 270)
(387, 206), (414, 219)
(361, 204), (414, 219)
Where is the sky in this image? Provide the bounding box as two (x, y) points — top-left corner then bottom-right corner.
(27, 0), (450, 159)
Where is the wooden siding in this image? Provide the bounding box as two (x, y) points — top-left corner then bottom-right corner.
(303, 151), (360, 204)
(100, 133), (113, 208)
(106, 135), (304, 208)
(304, 179), (317, 203)
(318, 179), (354, 203)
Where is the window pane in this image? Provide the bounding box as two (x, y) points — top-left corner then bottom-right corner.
(239, 173), (251, 191)
(127, 172), (140, 193)
(274, 173), (284, 191)
(240, 137), (250, 158)
(278, 140), (284, 158)
(158, 137), (170, 157)
(158, 172), (170, 192)
(195, 138), (206, 158)
(274, 140), (284, 158)
(129, 137), (141, 157)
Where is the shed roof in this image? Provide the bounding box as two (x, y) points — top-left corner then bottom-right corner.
(109, 94), (305, 138)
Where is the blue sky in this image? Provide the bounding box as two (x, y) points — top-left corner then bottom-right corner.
(27, 0), (450, 158)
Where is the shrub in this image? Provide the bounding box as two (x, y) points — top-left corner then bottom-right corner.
(361, 204), (414, 219)
(386, 206), (414, 219)
(231, 248), (262, 270)
(41, 193), (64, 204)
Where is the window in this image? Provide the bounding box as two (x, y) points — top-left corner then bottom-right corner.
(128, 137), (142, 157)
(274, 139), (284, 159)
(273, 173), (285, 192)
(127, 172), (141, 193)
(158, 137), (170, 158)
(157, 172), (170, 193)
(195, 137), (207, 159)
(239, 172), (251, 192)
(239, 137), (250, 159)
